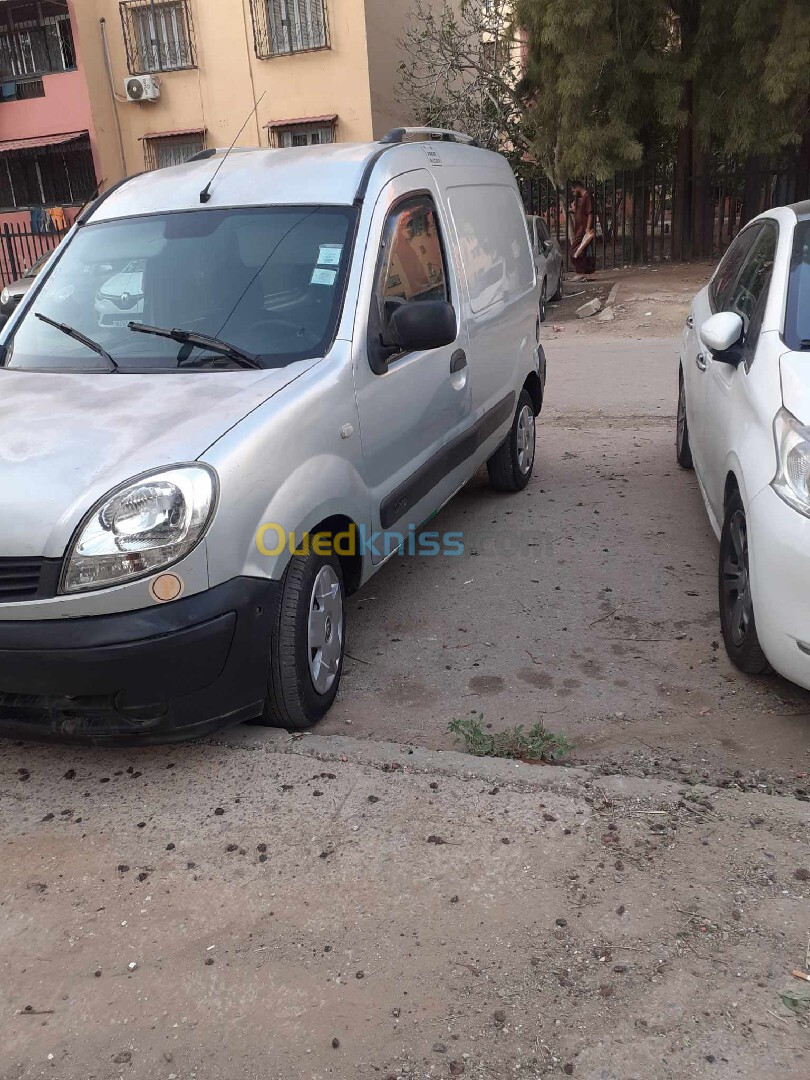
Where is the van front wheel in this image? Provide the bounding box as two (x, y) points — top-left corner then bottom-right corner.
(487, 388), (536, 492)
(262, 549), (345, 731)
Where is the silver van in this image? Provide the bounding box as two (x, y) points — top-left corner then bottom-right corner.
(0, 128), (545, 743)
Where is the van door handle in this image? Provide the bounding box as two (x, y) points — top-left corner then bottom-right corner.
(696, 352), (707, 371)
(450, 349), (467, 373)
(686, 315), (694, 329)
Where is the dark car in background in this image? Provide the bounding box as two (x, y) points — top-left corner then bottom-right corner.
(0, 251), (54, 319)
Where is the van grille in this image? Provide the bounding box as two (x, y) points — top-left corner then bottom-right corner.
(0, 558), (60, 602)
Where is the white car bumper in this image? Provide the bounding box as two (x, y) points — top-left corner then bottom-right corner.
(748, 483), (810, 690)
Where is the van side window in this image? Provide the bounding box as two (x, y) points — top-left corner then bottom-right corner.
(376, 196), (448, 330)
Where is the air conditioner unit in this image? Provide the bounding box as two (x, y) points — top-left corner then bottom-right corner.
(124, 75), (160, 102)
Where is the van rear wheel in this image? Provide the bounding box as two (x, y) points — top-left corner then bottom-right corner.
(487, 388), (536, 492)
(262, 549), (346, 731)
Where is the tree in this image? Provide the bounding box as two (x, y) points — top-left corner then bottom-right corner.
(516, 0), (810, 252)
(398, 0), (527, 160)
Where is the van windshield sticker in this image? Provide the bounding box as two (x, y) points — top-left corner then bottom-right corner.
(317, 244), (342, 266)
(311, 267), (337, 286)
(423, 146), (442, 166)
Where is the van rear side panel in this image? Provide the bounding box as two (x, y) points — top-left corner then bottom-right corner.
(442, 176), (538, 433)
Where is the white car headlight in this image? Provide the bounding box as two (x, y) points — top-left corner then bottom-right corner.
(1, 287), (10, 306)
(62, 465), (217, 593)
(772, 407), (810, 517)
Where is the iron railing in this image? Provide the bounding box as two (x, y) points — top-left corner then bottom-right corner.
(143, 130), (205, 170)
(120, 0), (196, 74)
(249, 0), (329, 59)
(0, 222), (67, 288)
(519, 154), (810, 269)
(0, 1), (76, 79)
(0, 135), (97, 210)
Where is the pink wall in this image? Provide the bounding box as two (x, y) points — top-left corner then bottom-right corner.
(0, 71), (94, 143)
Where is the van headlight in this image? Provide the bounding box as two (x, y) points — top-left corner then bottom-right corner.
(772, 408), (810, 517)
(62, 465), (217, 593)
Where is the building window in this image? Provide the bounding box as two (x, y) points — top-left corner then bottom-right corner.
(120, 0), (196, 74)
(267, 116), (336, 148)
(142, 129), (205, 170)
(0, 1), (76, 80)
(0, 134), (97, 210)
(249, 0), (329, 60)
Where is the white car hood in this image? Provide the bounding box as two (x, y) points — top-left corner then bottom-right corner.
(780, 350), (810, 425)
(0, 362), (312, 557)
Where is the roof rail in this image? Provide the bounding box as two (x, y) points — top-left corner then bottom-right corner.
(380, 127), (479, 147)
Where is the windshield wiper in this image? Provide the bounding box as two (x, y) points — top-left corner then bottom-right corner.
(800, 339), (810, 350)
(35, 312), (119, 371)
(128, 322), (262, 369)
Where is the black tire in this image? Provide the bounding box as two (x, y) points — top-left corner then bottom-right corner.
(539, 278), (547, 323)
(487, 388), (536, 492)
(550, 270), (563, 303)
(262, 547), (346, 730)
(718, 489), (771, 676)
(676, 368), (693, 470)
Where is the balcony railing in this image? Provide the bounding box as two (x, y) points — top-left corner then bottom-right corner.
(0, 2), (76, 80)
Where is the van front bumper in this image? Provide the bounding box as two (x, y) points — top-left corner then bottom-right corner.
(0, 577), (278, 744)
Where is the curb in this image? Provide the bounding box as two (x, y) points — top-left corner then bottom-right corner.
(200, 726), (769, 812)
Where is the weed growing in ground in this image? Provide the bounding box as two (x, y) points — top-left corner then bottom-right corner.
(448, 714), (572, 763)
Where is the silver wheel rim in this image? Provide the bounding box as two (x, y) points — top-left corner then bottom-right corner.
(722, 510), (753, 648)
(540, 281), (547, 321)
(307, 565), (343, 695)
(516, 404), (535, 474)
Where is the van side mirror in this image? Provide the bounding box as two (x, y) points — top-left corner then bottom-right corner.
(700, 311), (744, 364)
(389, 300), (457, 353)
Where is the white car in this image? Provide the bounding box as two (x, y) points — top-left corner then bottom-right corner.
(526, 215), (563, 321)
(677, 200), (810, 688)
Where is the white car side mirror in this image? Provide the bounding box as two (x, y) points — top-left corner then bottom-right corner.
(700, 311), (744, 355)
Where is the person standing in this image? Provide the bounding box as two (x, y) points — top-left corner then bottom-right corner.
(570, 180), (596, 278)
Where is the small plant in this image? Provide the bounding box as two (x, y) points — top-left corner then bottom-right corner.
(448, 714), (572, 763)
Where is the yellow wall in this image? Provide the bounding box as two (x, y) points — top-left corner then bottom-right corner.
(73, 0), (417, 184)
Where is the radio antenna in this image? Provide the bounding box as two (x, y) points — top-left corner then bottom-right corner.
(199, 90), (267, 204)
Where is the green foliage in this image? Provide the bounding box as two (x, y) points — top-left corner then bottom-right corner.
(516, 0), (810, 183)
(448, 714), (572, 763)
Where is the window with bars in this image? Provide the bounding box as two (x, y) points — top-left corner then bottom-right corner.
(143, 130), (205, 170)
(268, 120), (335, 148)
(0, 1), (76, 79)
(249, 0), (328, 59)
(0, 137), (97, 209)
(120, 0), (196, 74)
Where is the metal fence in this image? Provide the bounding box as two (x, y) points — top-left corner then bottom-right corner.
(0, 223), (67, 288)
(519, 155), (810, 271)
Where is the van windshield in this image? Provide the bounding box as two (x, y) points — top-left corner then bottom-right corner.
(786, 219), (810, 351)
(2, 205), (356, 372)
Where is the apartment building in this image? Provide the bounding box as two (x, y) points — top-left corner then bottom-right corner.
(75, 0), (416, 181)
(0, 0), (418, 281)
(0, 1), (100, 270)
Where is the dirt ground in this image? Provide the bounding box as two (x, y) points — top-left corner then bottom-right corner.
(317, 264), (810, 796)
(1, 732), (808, 1080)
(1, 264), (809, 1079)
